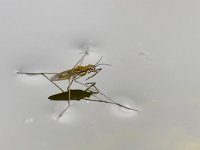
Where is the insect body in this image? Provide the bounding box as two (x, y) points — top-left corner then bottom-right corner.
(50, 65), (101, 81)
(50, 57), (106, 82)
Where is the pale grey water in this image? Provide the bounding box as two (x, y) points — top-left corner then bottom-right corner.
(1, 0), (200, 150)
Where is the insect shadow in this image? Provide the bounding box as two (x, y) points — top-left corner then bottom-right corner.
(48, 82), (140, 118)
(18, 70), (140, 118)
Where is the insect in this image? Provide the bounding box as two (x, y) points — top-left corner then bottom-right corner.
(18, 52), (110, 107)
(48, 82), (140, 118)
(17, 52), (139, 118)
(50, 56), (108, 82)
(49, 55), (111, 104)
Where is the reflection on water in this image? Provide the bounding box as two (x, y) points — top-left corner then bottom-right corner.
(52, 105), (78, 124)
(110, 96), (139, 118)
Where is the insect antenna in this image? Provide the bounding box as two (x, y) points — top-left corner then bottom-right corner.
(95, 63), (112, 67)
(93, 56), (112, 67)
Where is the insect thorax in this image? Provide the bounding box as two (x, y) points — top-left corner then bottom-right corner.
(72, 65), (96, 75)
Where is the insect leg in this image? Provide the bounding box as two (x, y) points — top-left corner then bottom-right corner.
(84, 99), (140, 112)
(41, 73), (64, 92)
(83, 81), (116, 103)
(84, 82), (96, 91)
(86, 68), (102, 80)
(67, 79), (71, 110)
(17, 72), (64, 92)
(87, 82), (119, 104)
(94, 56), (103, 66)
(73, 50), (89, 67)
(66, 79), (75, 107)
(74, 80), (139, 111)
(17, 72), (57, 75)
(74, 80), (115, 103)
(57, 79), (74, 119)
(68, 79), (72, 96)
(57, 104), (70, 119)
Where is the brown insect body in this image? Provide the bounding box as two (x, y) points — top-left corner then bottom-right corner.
(50, 64), (101, 81)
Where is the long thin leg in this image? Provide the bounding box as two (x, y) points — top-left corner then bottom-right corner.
(67, 79), (71, 107)
(73, 50), (89, 67)
(41, 73), (64, 92)
(57, 104), (70, 119)
(67, 79), (75, 111)
(57, 79), (91, 119)
(86, 68), (102, 80)
(57, 79), (73, 119)
(84, 82), (96, 91)
(85, 82), (98, 91)
(75, 80), (116, 103)
(18, 71), (74, 118)
(23, 73), (73, 118)
(86, 82), (118, 104)
(74, 80), (139, 111)
(94, 56), (103, 66)
(84, 99), (140, 112)
(18, 72), (64, 92)
(17, 72), (57, 75)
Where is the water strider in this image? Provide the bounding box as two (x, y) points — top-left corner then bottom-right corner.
(17, 52), (139, 118)
(17, 51), (110, 106)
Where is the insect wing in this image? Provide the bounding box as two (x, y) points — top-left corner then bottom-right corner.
(50, 69), (73, 81)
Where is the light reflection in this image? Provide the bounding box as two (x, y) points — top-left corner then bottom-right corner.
(16, 70), (46, 85)
(110, 96), (139, 118)
(52, 105), (78, 124)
